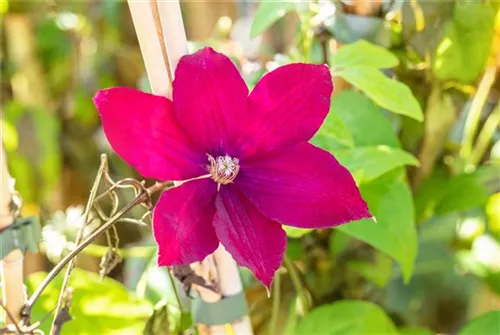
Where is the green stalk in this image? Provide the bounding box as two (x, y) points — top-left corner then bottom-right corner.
(460, 66), (497, 161)
(284, 257), (310, 314)
(469, 101), (500, 165)
(167, 270), (184, 334)
(270, 272), (281, 335)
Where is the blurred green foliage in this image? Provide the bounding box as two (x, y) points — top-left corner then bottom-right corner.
(1, 0), (500, 334)
(26, 269), (152, 334)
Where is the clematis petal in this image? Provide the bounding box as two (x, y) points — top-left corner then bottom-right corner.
(236, 63), (333, 158)
(237, 143), (371, 228)
(173, 47), (249, 154)
(154, 178), (219, 265)
(213, 186), (286, 287)
(94, 87), (205, 181)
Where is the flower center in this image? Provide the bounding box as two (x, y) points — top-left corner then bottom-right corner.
(207, 154), (240, 186)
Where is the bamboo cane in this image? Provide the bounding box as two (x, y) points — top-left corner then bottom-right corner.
(126, 1), (252, 334)
(0, 145), (25, 324)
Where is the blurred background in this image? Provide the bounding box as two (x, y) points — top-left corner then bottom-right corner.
(1, 0), (500, 334)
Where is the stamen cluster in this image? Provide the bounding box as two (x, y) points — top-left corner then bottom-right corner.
(208, 154), (240, 185)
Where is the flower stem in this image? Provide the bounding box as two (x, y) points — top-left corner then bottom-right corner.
(283, 257), (310, 314)
(469, 100), (500, 165)
(270, 272), (281, 335)
(460, 66), (497, 161)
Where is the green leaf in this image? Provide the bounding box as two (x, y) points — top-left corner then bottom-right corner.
(399, 326), (434, 335)
(1, 119), (18, 151)
(295, 300), (397, 334)
(331, 40), (399, 70)
(123, 240), (192, 333)
(329, 230), (351, 256)
(144, 301), (170, 335)
(433, 1), (496, 83)
(250, 1), (297, 38)
(434, 173), (489, 216)
(415, 166), (490, 222)
(401, 0), (454, 57)
(335, 145), (419, 184)
(413, 85), (455, 188)
(3, 102), (61, 203)
(331, 91), (400, 148)
(284, 226), (312, 238)
(337, 67), (423, 121)
(338, 178), (418, 282)
(313, 109), (355, 152)
(347, 252), (393, 287)
(458, 311), (500, 335)
(0, 0), (8, 14)
(26, 269), (153, 334)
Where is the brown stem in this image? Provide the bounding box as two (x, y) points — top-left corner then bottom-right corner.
(19, 180), (170, 328)
(0, 302), (22, 334)
(50, 155), (108, 334)
(151, 0), (173, 84)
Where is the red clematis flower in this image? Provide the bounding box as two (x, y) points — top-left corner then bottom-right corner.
(93, 47), (371, 287)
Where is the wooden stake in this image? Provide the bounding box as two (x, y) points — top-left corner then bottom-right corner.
(1, 145), (25, 324)
(126, 1), (252, 333)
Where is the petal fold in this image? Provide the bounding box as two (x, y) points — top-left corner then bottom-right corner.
(173, 47), (249, 155)
(237, 143), (371, 228)
(153, 178), (219, 265)
(213, 186), (286, 287)
(94, 87), (205, 181)
(236, 63), (333, 158)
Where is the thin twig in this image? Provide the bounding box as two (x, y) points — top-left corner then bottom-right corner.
(151, 0), (173, 84)
(0, 302), (22, 334)
(50, 155), (108, 334)
(19, 180), (171, 329)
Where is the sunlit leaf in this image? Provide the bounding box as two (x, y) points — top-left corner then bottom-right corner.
(339, 177), (418, 282)
(1, 119), (18, 151)
(331, 40), (399, 70)
(399, 326), (434, 335)
(313, 108), (355, 152)
(335, 146), (419, 184)
(26, 269), (152, 334)
(433, 1), (496, 83)
(295, 300), (397, 334)
(458, 311), (500, 335)
(337, 67), (423, 121)
(284, 226), (312, 239)
(331, 91), (400, 148)
(486, 193), (500, 233)
(250, 1), (297, 38)
(0, 0), (8, 14)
